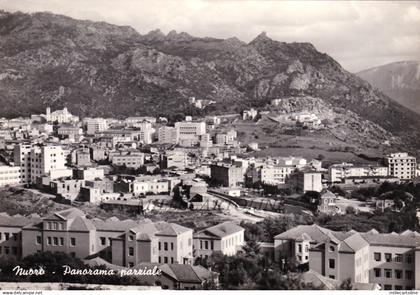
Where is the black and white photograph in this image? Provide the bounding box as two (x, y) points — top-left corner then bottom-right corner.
(0, 0), (419, 293)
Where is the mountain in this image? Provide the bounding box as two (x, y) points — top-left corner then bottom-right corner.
(357, 61), (420, 115)
(1, 10), (420, 150)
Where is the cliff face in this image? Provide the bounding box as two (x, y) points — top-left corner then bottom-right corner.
(1, 11), (420, 149)
(357, 61), (420, 115)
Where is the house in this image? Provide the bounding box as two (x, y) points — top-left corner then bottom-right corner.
(193, 221), (245, 258)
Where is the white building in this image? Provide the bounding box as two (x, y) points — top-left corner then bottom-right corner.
(0, 166), (22, 187)
(158, 126), (179, 144)
(193, 221), (245, 258)
(85, 118), (108, 135)
(45, 107), (79, 124)
(175, 121), (206, 146)
(329, 163), (389, 183)
(384, 153), (417, 180)
(13, 144), (70, 184)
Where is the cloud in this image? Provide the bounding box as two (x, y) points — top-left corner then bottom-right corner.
(0, 0), (419, 72)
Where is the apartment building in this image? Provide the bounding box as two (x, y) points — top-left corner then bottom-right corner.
(274, 224), (420, 290)
(287, 168), (323, 193)
(215, 130), (237, 146)
(193, 221), (244, 258)
(329, 163), (388, 183)
(0, 165), (22, 187)
(158, 126), (179, 144)
(160, 151), (187, 170)
(85, 118), (108, 135)
(247, 165), (295, 185)
(13, 144), (70, 184)
(174, 121), (206, 146)
(111, 154), (144, 169)
(210, 163), (243, 188)
(57, 126), (83, 138)
(384, 153), (417, 180)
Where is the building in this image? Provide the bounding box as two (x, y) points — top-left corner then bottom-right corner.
(0, 165), (22, 187)
(287, 168), (323, 193)
(242, 108), (258, 120)
(57, 126), (83, 138)
(210, 163), (243, 188)
(329, 163), (388, 183)
(215, 130), (237, 146)
(112, 154), (145, 169)
(13, 144), (70, 184)
(317, 191), (340, 215)
(193, 222), (245, 258)
(158, 126), (179, 144)
(85, 118), (108, 135)
(160, 151), (187, 170)
(274, 224), (420, 290)
(45, 107), (79, 124)
(174, 121), (206, 146)
(384, 153), (417, 180)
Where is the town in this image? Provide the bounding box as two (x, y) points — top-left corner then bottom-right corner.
(0, 105), (419, 290)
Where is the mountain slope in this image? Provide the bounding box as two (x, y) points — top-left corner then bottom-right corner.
(1, 11), (420, 150)
(357, 61), (420, 115)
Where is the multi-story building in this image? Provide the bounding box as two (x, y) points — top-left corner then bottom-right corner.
(160, 151), (187, 170)
(210, 163), (243, 188)
(274, 224), (420, 290)
(13, 144), (70, 184)
(57, 126), (83, 138)
(158, 126), (179, 144)
(287, 168), (323, 193)
(246, 164), (295, 185)
(85, 118), (108, 135)
(111, 154), (144, 169)
(175, 121), (206, 146)
(215, 130), (237, 146)
(0, 165), (22, 187)
(193, 221), (244, 259)
(329, 163), (388, 183)
(9, 208), (195, 268)
(384, 153), (417, 180)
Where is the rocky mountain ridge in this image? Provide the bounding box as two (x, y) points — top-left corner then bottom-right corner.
(1, 10), (420, 150)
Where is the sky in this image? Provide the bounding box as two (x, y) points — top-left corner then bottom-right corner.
(0, 0), (419, 72)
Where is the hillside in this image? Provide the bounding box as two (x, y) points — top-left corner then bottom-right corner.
(357, 61), (420, 115)
(1, 10), (420, 151)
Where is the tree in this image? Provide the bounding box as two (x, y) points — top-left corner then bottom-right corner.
(345, 206), (356, 215)
(242, 240), (261, 258)
(339, 278), (353, 290)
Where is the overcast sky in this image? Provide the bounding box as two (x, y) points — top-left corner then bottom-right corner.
(1, 0), (419, 72)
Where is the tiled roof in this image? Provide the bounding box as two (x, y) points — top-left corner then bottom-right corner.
(275, 224), (331, 242)
(45, 208), (85, 221)
(155, 222), (191, 236)
(160, 264), (202, 283)
(198, 221), (244, 239)
(361, 232), (420, 247)
(92, 219), (139, 232)
(0, 213), (41, 227)
(68, 216), (95, 232)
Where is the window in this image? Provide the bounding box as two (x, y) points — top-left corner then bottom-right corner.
(374, 268), (381, 277)
(5, 247), (9, 255)
(128, 247), (134, 256)
(395, 270), (402, 279)
(0, 233), (2, 240)
(298, 244), (302, 252)
(47, 237), (52, 245)
(384, 285), (392, 290)
(395, 285), (403, 290)
(329, 245), (335, 252)
(205, 241), (209, 250)
(164, 242), (168, 251)
(374, 252), (381, 261)
(406, 254), (413, 264)
(329, 275), (335, 279)
(384, 269), (392, 278)
(395, 254), (403, 262)
(128, 235), (134, 241)
(36, 236), (42, 245)
(406, 271), (413, 280)
(13, 233), (18, 241)
(385, 253), (392, 262)
(59, 237), (64, 246)
(211, 240), (214, 250)
(128, 262), (134, 267)
(158, 256), (161, 263)
(329, 259), (335, 269)
(159, 242), (161, 251)
(171, 257), (174, 264)
(53, 237), (58, 246)
(5, 233), (9, 241)
(171, 242), (174, 251)
(0, 246), (2, 254)
(12, 247), (17, 255)
(305, 245), (309, 252)
(164, 257), (168, 263)
(200, 240), (203, 249)
(70, 237), (76, 247)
